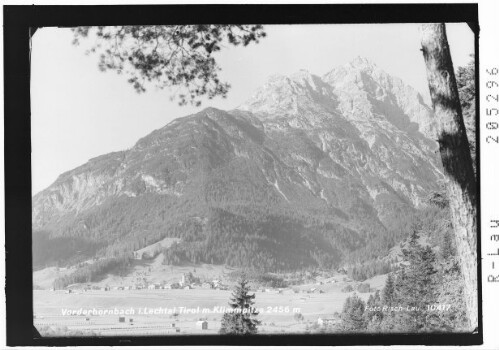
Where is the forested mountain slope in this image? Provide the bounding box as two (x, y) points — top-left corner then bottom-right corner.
(33, 57), (443, 271)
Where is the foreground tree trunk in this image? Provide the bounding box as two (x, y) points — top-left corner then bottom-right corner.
(420, 23), (478, 331)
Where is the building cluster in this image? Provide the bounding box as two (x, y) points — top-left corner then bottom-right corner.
(67, 273), (231, 292)
(114, 317), (209, 332)
(317, 317), (340, 327)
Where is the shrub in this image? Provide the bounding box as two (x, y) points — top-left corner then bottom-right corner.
(294, 313), (304, 322)
(342, 285), (354, 293)
(357, 283), (371, 293)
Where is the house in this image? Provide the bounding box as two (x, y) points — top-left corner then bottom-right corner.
(148, 284), (157, 290)
(163, 284), (172, 289)
(196, 320), (208, 330)
(201, 282), (213, 289)
(180, 273), (191, 286)
(183, 285), (192, 290)
(317, 317), (338, 326)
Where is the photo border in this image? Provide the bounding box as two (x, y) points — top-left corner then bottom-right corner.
(4, 3), (482, 346)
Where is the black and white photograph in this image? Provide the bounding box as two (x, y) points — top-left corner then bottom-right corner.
(5, 2), (497, 348)
(29, 21), (478, 337)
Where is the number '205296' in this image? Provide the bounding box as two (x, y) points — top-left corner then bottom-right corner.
(486, 68), (499, 144)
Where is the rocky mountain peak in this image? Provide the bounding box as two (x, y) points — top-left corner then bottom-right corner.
(32, 57), (445, 271)
(349, 56), (377, 70)
(238, 70), (336, 123)
(238, 58), (435, 139)
(321, 58), (435, 139)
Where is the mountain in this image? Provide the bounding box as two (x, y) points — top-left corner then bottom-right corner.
(32, 57), (444, 271)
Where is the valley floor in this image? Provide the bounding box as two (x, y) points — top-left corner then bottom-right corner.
(33, 254), (387, 336)
(34, 287), (376, 336)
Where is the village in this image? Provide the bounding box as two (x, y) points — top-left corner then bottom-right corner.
(34, 264), (386, 336)
(60, 272), (231, 293)
(55, 269), (347, 296)
(32, 240), (388, 336)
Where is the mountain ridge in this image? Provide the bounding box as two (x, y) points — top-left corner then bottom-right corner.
(32, 58), (444, 271)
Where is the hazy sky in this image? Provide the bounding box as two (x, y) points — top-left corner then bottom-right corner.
(31, 24), (474, 194)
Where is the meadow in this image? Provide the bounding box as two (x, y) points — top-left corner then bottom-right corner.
(33, 279), (381, 336)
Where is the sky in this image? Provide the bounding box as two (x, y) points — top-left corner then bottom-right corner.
(31, 23), (474, 195)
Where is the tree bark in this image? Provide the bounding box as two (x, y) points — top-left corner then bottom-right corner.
(420, 23), (478, 331)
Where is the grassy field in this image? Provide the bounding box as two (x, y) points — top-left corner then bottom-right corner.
(33, 251), (387, 336)
(33, 254), (234, 290)
(33, 282), (378, 336)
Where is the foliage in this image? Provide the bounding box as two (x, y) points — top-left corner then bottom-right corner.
(432, 257), (469, 331)
(72, 25), (266, 106)
(37, 325), (97, 337)
(347, 260), (392, 282)
(427, 186), (449, 209)
(456, 55), (475, 110)
(341, 284), (354, 293)
(219, 277), (260, 334)
(356, 283), (371, 293)
(35, 190), (393, 273)
(32, 230), (99, 270)
(392, 230), (438, 331)
(456, 54), (476, 175)
(340, 293), (366, 332)
(161, 207), (341, 271)
(382, 273), (395, 306)
(365, 290), (383, 329)
(441, 230), (455, 260)
(52, 254), (133, 289)
(176, 271), (200, 285)
(227, 269), (288, 289)
(339, 202), (467, 333)
(294, 313), (304, 322)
